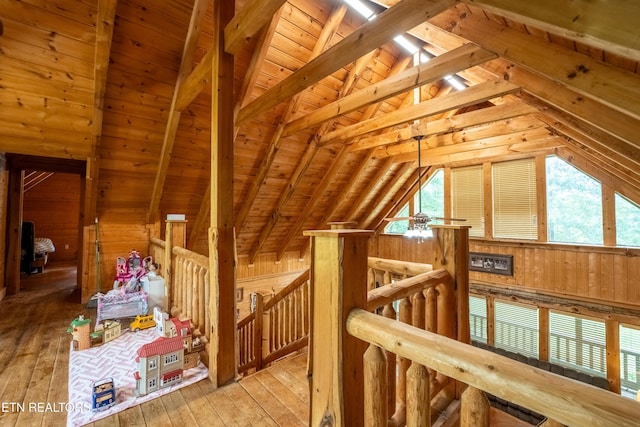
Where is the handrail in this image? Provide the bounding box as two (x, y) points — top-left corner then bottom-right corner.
(367, 269), (451, 311)
(347, 308), (640, 427)
(368, 256), (432, 276)
(237, 269), (310, 374)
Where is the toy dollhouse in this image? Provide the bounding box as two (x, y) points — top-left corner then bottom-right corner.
(133, 336), (184, 396)
(67, 315), (91, 351)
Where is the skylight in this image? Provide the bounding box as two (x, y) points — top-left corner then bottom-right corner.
(343, 0), (466, 91)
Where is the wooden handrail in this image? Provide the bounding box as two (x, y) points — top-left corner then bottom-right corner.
(367, 269), (452, 311)
(368, 256), (432, 276)
(347, 308), (640, 427)
(263, 269), (309, 311)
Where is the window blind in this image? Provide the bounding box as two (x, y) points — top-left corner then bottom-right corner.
(451, 165), (484, 237)
(549, 311), (606, 377)
(493, 158), (537, 239)
(620, 324), (640, 398)
(494, 300), (538, 358)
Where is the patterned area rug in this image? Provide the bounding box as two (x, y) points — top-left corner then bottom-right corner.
(67, 328), (208, 427)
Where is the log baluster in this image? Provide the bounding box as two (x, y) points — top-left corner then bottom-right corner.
(460, 386), (490, 427)
(364, 344), (388, 427)
(382, 303), (397, 417)
(406, 361), (430, 427)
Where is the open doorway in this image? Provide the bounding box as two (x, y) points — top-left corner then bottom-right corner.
(3, 154), (85, 299)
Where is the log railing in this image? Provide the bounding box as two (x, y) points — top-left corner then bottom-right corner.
(366, 268), (455, 426)
(348, 309), (640, 426)
(306, 227), (640, 426)
(367, 256), (432, 289)
(148, 237), (165, 270)
(237, 269), (310, 374)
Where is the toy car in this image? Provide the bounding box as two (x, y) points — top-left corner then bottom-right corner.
(92, 378), (116, 411)
(130, 314), (155, 332)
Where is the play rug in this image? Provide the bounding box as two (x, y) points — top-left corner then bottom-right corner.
(67, 328), (208, 426)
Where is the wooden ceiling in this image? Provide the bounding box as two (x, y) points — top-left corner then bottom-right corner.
(2, 0), (639, 260)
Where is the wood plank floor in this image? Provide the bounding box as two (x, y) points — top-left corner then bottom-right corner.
(0, 263), (310, 426)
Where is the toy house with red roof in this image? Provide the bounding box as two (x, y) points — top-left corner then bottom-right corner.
(133, 336), (184, 396)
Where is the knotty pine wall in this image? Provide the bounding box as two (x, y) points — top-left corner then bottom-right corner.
(23, 173), (81, 262)
(370, 234), (640, 310)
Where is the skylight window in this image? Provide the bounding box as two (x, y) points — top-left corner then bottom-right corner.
(344, 0), (375, 20)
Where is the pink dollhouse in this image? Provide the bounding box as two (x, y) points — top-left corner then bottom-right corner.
(133, 336), (184, 396)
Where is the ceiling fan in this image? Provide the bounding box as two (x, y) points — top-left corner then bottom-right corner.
(384, 135), (465, 237)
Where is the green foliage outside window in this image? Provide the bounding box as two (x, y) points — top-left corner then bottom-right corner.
(546, 156), (603, 245)
(616, 194), (640, 247)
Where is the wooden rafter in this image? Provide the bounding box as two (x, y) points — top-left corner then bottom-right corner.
(349, 101), (538, 152)
(360, 161), (415, 228)
(147, 0), (209, 224)
(319, 79), (521, 144)
(224, 0), (288, 55)
(282, 43), (497, 137)
(432, 7), (640, 122)
(465, 0), (640, 62)
(345, 158), (395, 223)
(236, 0), (459, 125)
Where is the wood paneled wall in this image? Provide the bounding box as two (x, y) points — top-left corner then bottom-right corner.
(23, 173), (81, 262)
(370, 234), (640, 310)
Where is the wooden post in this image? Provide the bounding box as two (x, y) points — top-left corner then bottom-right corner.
(0, 154), (8, 301)
(6, 168), (23, 295)
(406, 361), (430, 427)
(304, 229), (372, 426)
(254, 293), (264, 371)
(606, 318), (621, 394)
(164, 219), (187, 306)
(429, 225), (470, 343)
(210, 0), (236, 387)
(460, 386), (489, 427)
(364, 344), (387, 427)
(382, 304), (397, 417)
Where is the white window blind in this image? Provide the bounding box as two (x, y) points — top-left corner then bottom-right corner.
(494, 300), (538, 358)
(493, 158), (538, 239)
(452, 165), (484, 237)
(469, 295), (487, 343)
(549, 311), (606, 377)
(620, 324), (640, 398)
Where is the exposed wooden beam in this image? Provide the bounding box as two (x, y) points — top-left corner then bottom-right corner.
(360, 161), (415, 228)
(282, 43), (497, 137)
(148, 0), (209, 224)
(376, 115), (547, 158)
(236, 0), (459, 125)
(465, 0), (640, 62)
(224, 0), (288, 55)
(188, 183), (209, 251)
(432, 7), (640, 122)
(390, 127), (556, 163)
(350, 101), (538, 152)
(345, 158), (395, 223)
(320, 79), (520, 144)
(210, 0), (236, 386)
(175, 49), (212, 112)
(85, 0), (117, 225)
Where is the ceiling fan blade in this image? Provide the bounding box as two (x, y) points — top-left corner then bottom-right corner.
(430, 216), (467, 222)
(383, 217), (413, 221)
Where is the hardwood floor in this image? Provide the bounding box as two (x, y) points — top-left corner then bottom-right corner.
(0, 263), (310, 426)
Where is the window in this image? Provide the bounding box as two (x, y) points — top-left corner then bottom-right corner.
(469, 295), (487, 343)
(415, 168), (444, 222)
(384, 203), (409, 234)
(452, 165), (484, 237)
(546, 156), (603, 244)
(549, 311), (606, 377)
(149, 359), (157, 370)
(148, 378), (156, 389)
(494, 300), (538, 358)
(616, 193), (640, 247)
(620, 324), (640, 399)
(493, 158), (537, 239)
(164, 353), (179, 365)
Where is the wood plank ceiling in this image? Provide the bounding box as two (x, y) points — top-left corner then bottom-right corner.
(1, 0), (639, 260)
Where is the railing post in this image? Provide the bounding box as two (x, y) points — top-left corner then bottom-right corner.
(164, 219), (187, 306)
(254, 293), (264, 371)
(364, 344), (387, 427)
(304, 229), (373, 426)
(429, 225), (470, 344)
(460, 386), (489, 427)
